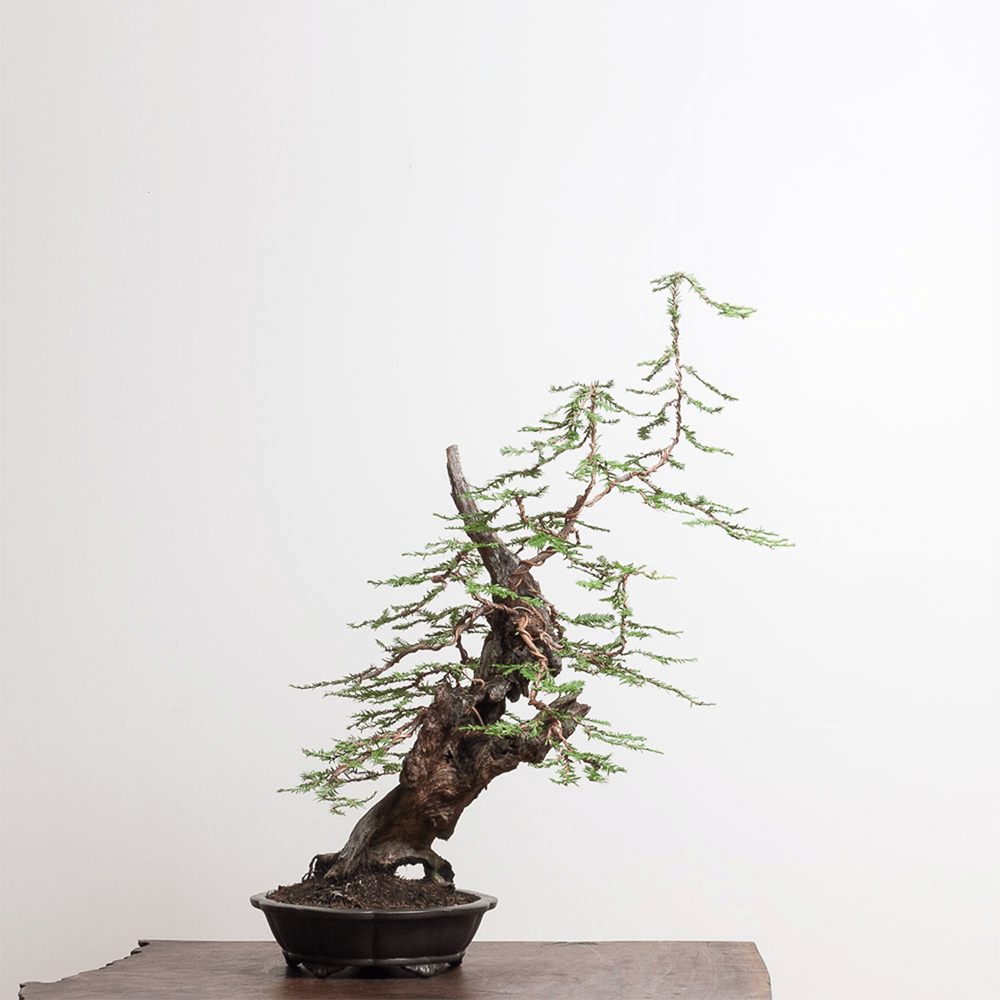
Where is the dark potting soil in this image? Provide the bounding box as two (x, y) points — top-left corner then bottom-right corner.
(268, 871), (477, 910)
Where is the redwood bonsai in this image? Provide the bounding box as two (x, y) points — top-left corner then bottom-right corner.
(283, 272), (789, 891)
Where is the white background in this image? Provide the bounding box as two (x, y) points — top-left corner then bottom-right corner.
(2, 3), (997, 998)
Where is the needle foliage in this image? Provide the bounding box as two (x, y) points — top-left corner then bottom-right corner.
(285, 273), (790, 814)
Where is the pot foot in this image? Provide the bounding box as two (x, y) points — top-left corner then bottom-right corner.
(301, 961), (345, 978)
(402, 961), (455, 977)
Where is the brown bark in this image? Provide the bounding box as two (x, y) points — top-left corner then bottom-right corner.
(310, 447), (587, 885)
(446, 444), (562, 719)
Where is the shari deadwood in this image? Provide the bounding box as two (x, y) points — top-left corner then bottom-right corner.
(285, 273), (790, 887)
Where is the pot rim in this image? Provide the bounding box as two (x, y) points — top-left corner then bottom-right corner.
(250, 888), (498, 920)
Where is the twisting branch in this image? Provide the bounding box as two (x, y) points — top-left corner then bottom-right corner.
(586, 277), (686, 507)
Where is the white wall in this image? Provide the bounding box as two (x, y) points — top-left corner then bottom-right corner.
(2, 3), (996, 998)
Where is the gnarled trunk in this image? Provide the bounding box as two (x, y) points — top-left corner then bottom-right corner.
(311, 684), (587, 884)
(309, 447), (587, 885)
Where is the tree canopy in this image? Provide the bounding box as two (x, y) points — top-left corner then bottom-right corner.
(284, 273), (790, 816)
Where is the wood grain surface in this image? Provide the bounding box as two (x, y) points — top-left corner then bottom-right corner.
(19, 939), (771, 999)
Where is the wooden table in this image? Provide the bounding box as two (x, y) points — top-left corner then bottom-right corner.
(19, 940), (771, 999)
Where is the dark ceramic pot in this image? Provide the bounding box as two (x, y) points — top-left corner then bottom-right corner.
(250, 889), (498, 978)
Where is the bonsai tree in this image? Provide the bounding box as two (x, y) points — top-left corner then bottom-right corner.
(285, 272), (789, 887)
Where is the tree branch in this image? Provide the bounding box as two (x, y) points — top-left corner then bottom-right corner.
(446, 445), (520, 587)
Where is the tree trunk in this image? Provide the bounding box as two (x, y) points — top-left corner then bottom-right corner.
(309, 447), (587, 885)
(311, 684), (587, 884)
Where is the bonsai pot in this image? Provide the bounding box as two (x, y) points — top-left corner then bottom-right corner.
(250, 889), (498, 978)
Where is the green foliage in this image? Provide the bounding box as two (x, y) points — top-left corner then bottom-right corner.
(286, 273), (790, 810)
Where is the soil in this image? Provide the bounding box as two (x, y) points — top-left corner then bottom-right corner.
(268, 871), (477, 910)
